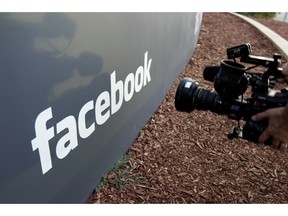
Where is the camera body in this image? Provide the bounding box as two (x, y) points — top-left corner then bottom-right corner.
(175, 43), (288, 144)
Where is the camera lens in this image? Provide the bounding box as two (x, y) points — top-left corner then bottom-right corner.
(175, 77), (222, 113)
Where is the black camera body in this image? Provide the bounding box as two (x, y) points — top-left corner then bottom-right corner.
(175, 43), (288, 145)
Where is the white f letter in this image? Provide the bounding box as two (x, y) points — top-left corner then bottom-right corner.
(31, 107), (54, 175)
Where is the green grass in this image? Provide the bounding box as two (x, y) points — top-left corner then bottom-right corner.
(95, 155), (146, 192)
(238, 12), (276, 19)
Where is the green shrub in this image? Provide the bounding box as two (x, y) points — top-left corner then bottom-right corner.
(239, 12), (276, 19)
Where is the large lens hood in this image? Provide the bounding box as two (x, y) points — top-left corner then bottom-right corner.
(175, 78), (199, 112)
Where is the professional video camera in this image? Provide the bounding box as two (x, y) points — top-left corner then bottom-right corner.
(175, 43), (288, 145)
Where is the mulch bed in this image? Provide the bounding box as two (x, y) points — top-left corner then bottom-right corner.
(86, 12), (288, 204)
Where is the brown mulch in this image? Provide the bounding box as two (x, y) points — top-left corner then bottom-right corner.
(86, 13), (288, 204)
(253, 16), (288, 41)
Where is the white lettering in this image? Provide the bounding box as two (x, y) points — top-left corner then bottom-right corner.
(31, 51), (152, 174)
(95, 91), (110, 125)
(31, 107), (54, 175)
(124, 73), (135, 102)
(78, 100), (95, 138)
(135, 66), (143, 92)
(56, 116), (78, 159)
(110, 71), (123, 114)
(143, 51), (152, 86)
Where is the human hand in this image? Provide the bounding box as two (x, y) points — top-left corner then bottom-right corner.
(252, 105), (288, 149)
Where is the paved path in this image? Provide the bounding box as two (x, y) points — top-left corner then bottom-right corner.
(230, 12), (288, 60)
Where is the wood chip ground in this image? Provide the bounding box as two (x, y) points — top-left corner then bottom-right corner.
(86, 13), (288, 204)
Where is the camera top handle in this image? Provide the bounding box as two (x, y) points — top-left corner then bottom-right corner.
(226, 43), (284, 92)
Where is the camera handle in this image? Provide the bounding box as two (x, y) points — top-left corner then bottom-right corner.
(227, 125), (243, 140)
(227, 120), (272, 145)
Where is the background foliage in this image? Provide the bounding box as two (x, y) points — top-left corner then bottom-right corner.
(239, 12), (277, 19)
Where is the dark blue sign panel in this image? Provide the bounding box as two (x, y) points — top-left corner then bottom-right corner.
(0, 13), (202, 203)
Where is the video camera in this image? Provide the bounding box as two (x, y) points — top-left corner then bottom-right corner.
(174, 43), (288, 145)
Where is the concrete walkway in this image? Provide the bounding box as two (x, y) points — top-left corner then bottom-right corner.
(230, 12), (288, 60)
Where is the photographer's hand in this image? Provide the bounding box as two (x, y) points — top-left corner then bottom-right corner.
(252, 104), (288, 149)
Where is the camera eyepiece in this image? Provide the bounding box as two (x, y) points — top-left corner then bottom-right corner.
(214, 60), (248, 99)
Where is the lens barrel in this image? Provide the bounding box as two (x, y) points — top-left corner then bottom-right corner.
(175, 78), (222, 113)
